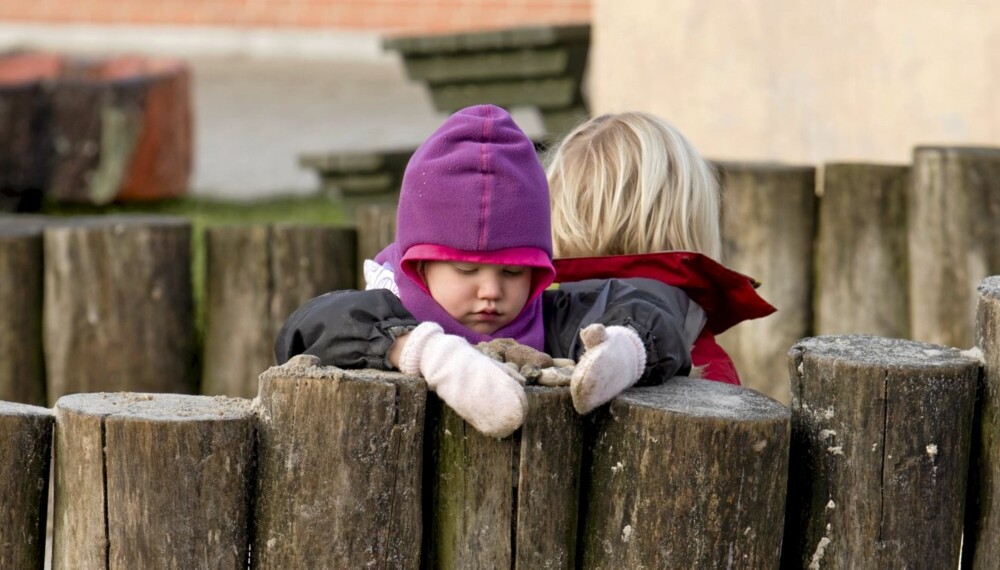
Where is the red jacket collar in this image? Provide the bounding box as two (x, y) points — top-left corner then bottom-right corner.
(553, 251), (776, 334)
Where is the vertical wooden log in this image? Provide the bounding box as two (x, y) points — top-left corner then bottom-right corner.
(580, 378), (789, 568)
(43, 216), (195, 402)
(815, 163), (910, 338)
(202, 226), (271, 398)
(52, 393), (255, 569)
(252, 356), (424, 568)
(717, 163), (817, 404)
(964, 276), (1000, 568)
(355, 204), (397, 289)
(784, 336), (979, 568)
(0, 224), (46, 405)
(201, 224), (357, 397)
(909, 147), (1000, 348)
(0, 401), (53, 569)
(0, 57), (53, 213)
(269, 223), (357, 329)
(424, 387), (583, 568)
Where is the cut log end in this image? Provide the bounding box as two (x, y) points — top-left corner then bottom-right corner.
(791, 335), (983, 369)
(56, 392), (254, 421)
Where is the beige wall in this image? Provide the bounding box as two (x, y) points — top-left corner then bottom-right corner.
(591, 1), (1000, 164)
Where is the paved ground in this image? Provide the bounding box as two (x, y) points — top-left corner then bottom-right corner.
(188, 54), (545, 200)
(188, 54), (444, 200)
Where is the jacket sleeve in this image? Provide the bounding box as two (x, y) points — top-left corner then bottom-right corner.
(691, 331), (741, 385)
(274, 289), (419, 369)
(543, 278), (697, 385)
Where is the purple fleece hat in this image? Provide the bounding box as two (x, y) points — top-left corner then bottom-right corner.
(377, 104), (554, 349)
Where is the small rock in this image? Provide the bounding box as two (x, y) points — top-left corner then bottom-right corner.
(538, 366), (573, 387)
(552, 358), (576, 368)
(519, 363), (543, 384)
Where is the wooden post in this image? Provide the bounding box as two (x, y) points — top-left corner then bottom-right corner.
(355, 204), (397, 289)
(0, 53), (56, 212)
(716, 163), (817, 404)
(52, 392), (255, 569)
(202, 224), (357, 397)
(964, 276), (1000, 568)
(0, 224), (46, 405)
(43, 216), (195, 403)
(784, 335), (979, 568)
(424, 387), (583, 568)
(252, 356), (425, 568)
(0, 401), (54, 569)
(910, 147), (1000, 348)
(815, 163), (910, 338)
(579, 378), (789, 567)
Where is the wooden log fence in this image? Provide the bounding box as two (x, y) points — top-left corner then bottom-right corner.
(0, 401), (53, 569)
(716, 163), (818, 405)
(43, 215), (196, 404)
(202, 223), (357, 398)
(909, 147), (1000, 348)
(52, 393), (256, 569)
(3, 276), (1000, 565)
(784, 335), (979, 567)
(814, 163), (910, 339)
(965, 276), (1000, 567)
(0, 222), (46, 405)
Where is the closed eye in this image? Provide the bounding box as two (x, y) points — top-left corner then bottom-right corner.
(452, 264), (478, 274)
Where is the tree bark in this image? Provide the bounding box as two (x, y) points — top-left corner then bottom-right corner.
(52, 392), (256, 569)
(0, 224), (46, 405)
(909, 147), (1000, 348)
(815, 163), (910, 338)
(424, 386), (584, 569)
(252, 356), (425, 568)
(784, 335), (979, 569)
(201, 224), (357, 397)
(716, 162), (817, 405)
(0, 401), (53, 569)
(43, 215), (195, 403)
(964, 276), (1000, 568)
(579, 378), (790, 568)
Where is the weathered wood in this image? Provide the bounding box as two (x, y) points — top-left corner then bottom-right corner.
(515, 387), (584, 568)
(252, 357), (425, 568)
(424, 387), (583, 568)
(579, 378), (789, 567)
(716, 163), (817, 404)
(43, 215), (195, 403)
(0, 224), (46, 405)
(964, 276), (1000, 568)
(0, 401), (54, 569)
(355, 204), (397, 288)
(202, 225), (271, 398)
(784, 335), (979, 568)
(52, 392), (255, 569)
(815, 163), (910, 338)
(201, 224), (357, 397)
(909, 147), (1000, 348)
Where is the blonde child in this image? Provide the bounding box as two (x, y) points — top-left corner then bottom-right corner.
(545, 112), (775, 385)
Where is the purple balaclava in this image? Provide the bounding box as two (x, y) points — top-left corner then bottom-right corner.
(375, 104), (554, 349)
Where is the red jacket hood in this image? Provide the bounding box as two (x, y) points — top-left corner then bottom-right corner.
(553, 251), (776, 334)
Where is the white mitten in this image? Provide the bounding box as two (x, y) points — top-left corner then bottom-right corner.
(399, 322), (528, 438)
(570, 324), (646, 415)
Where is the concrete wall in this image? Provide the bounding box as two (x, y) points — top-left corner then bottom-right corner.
(591, 1), (1000, 164)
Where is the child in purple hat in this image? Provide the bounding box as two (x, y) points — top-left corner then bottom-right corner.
(276, 105), (699, 438)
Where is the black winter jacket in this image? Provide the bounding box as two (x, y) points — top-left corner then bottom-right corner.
(275, 278), (699, 385)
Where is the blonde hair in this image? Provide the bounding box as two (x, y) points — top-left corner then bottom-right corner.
(546, 112), (722, 260)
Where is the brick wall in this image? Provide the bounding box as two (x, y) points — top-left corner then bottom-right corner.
(0, 0), (591, 34)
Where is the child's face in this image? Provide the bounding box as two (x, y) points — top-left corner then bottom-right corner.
(422, 261), (533, 335)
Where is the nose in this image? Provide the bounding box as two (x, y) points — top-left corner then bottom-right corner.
(477, 274), (502, 301)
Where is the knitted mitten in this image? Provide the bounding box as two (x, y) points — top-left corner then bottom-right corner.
(399, 322), (528, 438)
(570, 324), (646, 415)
